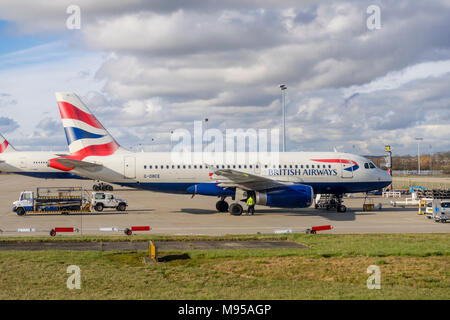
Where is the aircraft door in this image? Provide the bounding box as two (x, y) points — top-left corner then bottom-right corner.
(124, 156), (136, 179)
(19, 157), (28, 169)
(341, 158), (354, 178)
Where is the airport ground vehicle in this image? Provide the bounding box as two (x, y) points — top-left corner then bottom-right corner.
(314, 194), (347, 212)
(91, 192), (127, 212)
(12, 187), (90, 216)
(435, 201), (449, 223)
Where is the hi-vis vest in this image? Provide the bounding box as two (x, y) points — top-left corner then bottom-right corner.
(247, 197), (255, 206)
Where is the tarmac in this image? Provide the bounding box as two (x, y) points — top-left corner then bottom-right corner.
(0, 175), (448, 237)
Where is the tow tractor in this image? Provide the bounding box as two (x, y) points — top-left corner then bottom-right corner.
(314, 194), (347, 212)
(13, 187), (90, 216)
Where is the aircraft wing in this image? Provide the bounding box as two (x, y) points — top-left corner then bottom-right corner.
(213, 169), (289, 191)
(53, 158), (103, 172)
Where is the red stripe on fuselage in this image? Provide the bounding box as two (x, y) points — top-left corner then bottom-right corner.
(49, 141), (119, 171)
(58, 101), (104, 130)
(311, 159), (357, 165)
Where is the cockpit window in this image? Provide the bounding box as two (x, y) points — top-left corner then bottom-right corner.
(364, 163), (369, 169)
(369, 162), (376, 169)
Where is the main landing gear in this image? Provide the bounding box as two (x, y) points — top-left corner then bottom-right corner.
(93, 182), (114, 191)
(314, 194), (347, 213)
(215, 197), (245, 216)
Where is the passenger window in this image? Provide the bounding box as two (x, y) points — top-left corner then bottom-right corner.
(289, 165), (292, 169)
(244, 165), (247, 169)
(200, 165), (203, 169)
(250, 165), (253, 169)
(177, 165), (180, 169)
(306, 165), (309, 169)
(144, 165), (147, 169)
(155, 165), (158, 169)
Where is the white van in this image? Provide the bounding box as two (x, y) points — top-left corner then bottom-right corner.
(435, 201), (449, 223)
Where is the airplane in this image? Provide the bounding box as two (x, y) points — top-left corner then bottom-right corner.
(0, 132), (79, 179)
(0, 132), (117, 190)
(49, 92), (392, 215)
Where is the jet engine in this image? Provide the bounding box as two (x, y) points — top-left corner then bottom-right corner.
(255, 185), (313, 208)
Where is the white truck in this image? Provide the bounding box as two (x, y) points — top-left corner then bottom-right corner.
(91, 192), (127, 212)
(13, 187), (90, 216)
(426, 199), (449, 223)
(435, 201), (449, 223)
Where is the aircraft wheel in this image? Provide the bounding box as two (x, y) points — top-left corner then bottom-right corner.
(107, 185), (114, 191)
(229, 203), (243, 216)
(216, 200), (229, 212)
(93, 185), (100, 191)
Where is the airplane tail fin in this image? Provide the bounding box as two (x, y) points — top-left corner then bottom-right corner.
(55, 92), (125, 156)
(0, 133), (16, 153)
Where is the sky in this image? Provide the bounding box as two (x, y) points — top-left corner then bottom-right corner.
(0, 0), (449, 155)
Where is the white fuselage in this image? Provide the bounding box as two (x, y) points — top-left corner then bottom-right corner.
(60, 151), (392, 194)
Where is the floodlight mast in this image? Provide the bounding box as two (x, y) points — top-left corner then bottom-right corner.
(279, 84), (287, 152)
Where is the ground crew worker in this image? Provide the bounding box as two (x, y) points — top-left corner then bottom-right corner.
(246, 194), (255, 215)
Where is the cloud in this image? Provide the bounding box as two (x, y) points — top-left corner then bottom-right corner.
(0, 116), (19, 133)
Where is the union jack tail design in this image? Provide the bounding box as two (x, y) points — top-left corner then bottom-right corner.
(55, 92), (123, 156)
(0, 133), (16, 154)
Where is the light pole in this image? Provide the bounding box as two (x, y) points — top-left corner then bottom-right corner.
(415, 137), (423, 175)
(279, 84), (287, 152)
(429, 144), (433, 175)
(204, 118), (208, 152)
